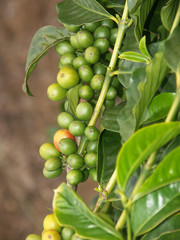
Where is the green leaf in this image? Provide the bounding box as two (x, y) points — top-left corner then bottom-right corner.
(142, 93), (176, 124)
(23, 26), (71, 96)
(100, 102), (126, 133)
(66, 83), (83, 117)
(116, 122), (180, 192)
(56, 0), (113, 26)
(164, 26), (180, 72)
(134, 146), (180, 201)
(161, 0), (180, 31)
(131, 182), (180, 237)
(134, 51), (168, 129)
(139, 36), (152, 60)
(97, 130), (121, 184)
(128, 0), (157, 40)
(141, 213), (180, 240)
(119, 52), (149, 63)
(155, 230), (180, 240)
(53, 183), (123, 240)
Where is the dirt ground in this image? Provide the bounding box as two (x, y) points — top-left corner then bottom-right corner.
(0, 1), (97, 239)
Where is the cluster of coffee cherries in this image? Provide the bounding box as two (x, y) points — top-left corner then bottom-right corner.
(39, 20), (121, 186)
(26, 212), (86, 240)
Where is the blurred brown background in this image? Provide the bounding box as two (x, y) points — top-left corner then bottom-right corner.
(0, 1), (97, 239)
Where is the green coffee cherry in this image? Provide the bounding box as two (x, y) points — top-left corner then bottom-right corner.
(84, 152), (97, 168)
(47, 83), (67, 101)
(90, 74), (104, 91)
(84, 22), (101, 32)
(67, 153), (84, 169)
(56, 40), (75, 56)
(86, 141), (98, 153)
(85, 46), (100, 64)
(57, 112), (74, 129)
(94, 26), (110, 39)
(78, 65), (94, 83)
(43, 167), (62, 179)
(77, 30), (94, 48)
(79, 85), (94, 100)
(69, 121), (86, 136)
(89, 168), (98, 182)
(66, 169), (83, 186)
(76, 102), (93, 121)
(94, 38), (110, 54)
(61, 227), (74, 240)
(59, 138), (77, 156)
(84, 126), (99, 141)
(39, 143), (60, 160)
(44, 158), (62, 171)
(73, 56), (89, 70)
(106, 86), (117, 100)
(26, 234), (41, 240)
(59, 52), (76, 67)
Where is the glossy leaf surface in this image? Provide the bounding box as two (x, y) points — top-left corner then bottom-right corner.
(23, 26), (71, 96)
(66, 83), (82, 117)
(161, 0), (179, 31)
(56, 0), (113, 25)
(97, 130), (121, 184)
(142, 93), (175, 124)
(141, 213), (180, 240)
(154, 230), (180, 240)
(134, 146), (180, 201)
(131, 182), (180, 237)
(53, 183), (123, 240)
(164, 26), (180, 72)
(116, 122), (180, 191)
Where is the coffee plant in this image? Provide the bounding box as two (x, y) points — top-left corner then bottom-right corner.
(24, 0), (180, 240)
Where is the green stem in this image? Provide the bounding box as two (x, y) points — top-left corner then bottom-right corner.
(170, 2), (180, 34)
(77, 1), (129, 155)
(93, 169), (117, 213)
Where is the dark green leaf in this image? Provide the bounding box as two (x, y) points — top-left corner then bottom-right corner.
(100, 102), (126, 133)
(134, 51), (168, 129)
(66, 83), (83, 117)
(129, 0), (157, 40)
(53, 183), (123, 240)
(161, 0), (180, 31)
(119, 52), (149, 63)
(56, 0), (114, 26)
(142, 93), (176, 124)
(97, 130), (121, 184)
(141, 213), (180, 240)
(106, 0), (125, 14)
(131, 182), (180, 237)
(134, 146), (180, 201)
(116, 122), (180, 192)
(23, 26), (71, 96)
(164, 26), (180, 72)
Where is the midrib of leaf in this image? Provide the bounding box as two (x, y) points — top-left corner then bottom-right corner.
(55, 188), (122, 239)
(73, 0), (111, 19)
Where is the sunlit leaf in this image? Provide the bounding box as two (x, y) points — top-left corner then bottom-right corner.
(116, 122), (180, 192)
(53, 183), (123, 240)
(134, 146), (180, 201)
(56, 0), (114, 26)
(131, 182), (180, 237)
